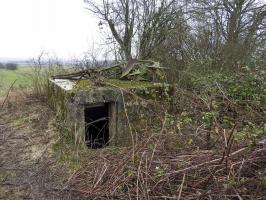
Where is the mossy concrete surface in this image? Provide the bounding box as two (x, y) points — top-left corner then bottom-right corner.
(48, 78), (173, 147)
(73, 79), (170, 91)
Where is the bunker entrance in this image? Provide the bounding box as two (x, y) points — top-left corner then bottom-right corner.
(85, 103), (109, 149)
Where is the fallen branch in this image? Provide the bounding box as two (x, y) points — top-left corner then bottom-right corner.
(166, 147), (247, 175)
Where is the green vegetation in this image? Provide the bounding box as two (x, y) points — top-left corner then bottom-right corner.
(107, 79), (168, 89)
(1, 63), (265, 199)
(0, 66), (32, 96)
(52, 126), (84, 172)
(73, 79), (169, 91)
(2, 0), (265, 198)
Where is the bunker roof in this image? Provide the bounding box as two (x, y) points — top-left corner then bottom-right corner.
(50, 78), (170, 92)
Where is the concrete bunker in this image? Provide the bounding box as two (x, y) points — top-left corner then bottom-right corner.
(48, 78), (172, 148)
(47, 62), (171, 148)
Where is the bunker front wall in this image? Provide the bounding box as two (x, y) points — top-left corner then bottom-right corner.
(48, 79), (173, 147)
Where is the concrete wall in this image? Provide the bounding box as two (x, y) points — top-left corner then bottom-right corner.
(48, 79), (173, 147)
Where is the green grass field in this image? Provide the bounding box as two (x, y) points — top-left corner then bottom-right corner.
(0, 66), (32, 96)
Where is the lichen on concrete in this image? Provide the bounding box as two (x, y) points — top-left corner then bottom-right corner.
(48, 76), (173, 147)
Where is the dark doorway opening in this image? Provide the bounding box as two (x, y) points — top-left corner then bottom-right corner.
(85, 103), (109, 149)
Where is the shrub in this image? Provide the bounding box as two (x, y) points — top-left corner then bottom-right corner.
(30, 53), (69, 97)
(182, 66), (266, 106)
(5, 62), (18, 70)
(221, 66), (266, 104)
(0, 62), (5, 69)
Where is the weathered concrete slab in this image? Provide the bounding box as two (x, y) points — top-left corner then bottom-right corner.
(48, 78), (172, 148)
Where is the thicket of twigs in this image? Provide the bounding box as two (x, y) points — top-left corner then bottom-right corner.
(56, 67), (266, 199)
(67, 140), (266, 199)
(26, 4), (266, 194)
(23, 48), (265, 199)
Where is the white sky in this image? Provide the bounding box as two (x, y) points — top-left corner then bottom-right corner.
(0, 0), (265, 61)
(0, 0), (102, 60)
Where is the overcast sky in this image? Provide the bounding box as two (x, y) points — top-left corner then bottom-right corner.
(0, 0), (265, 61)
(0, 0), (102, 60)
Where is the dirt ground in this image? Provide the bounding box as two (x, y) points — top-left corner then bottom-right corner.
(0, 94), (79, 199)
(1, 92), (265, 199)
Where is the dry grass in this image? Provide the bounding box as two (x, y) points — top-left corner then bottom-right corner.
(60, 87), (266, 199)
(1, 82), (265, 199)
(64, 132), (266, 199)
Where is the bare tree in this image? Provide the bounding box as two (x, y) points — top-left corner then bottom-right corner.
(189, 0), (266, 68)
(85, 0), (136, 60)
(84, 0), (265, 74)
(136, 1), (184, 59)
(84, 0), (182, 60)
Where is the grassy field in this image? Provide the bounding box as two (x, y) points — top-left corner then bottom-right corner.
(0, 66), (32, 96)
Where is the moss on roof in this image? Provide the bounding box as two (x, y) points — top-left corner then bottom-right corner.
(106, 79), (167, 88)
(73, 79), (169, 92)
